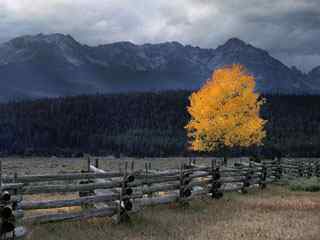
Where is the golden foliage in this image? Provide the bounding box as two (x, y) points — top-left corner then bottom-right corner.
(185, 64), (266, 152)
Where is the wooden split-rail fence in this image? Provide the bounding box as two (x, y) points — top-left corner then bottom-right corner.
(0, 157), (319, 239)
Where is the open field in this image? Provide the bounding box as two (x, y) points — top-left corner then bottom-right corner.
(24, 186), (320, 240)
(2, 157), (320, 240)
(1, 156), (251, 176)
(3, 156), (319, 176)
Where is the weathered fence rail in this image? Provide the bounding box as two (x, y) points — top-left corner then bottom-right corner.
(0, 157), (319, 239)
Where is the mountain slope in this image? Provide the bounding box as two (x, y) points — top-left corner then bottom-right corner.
(307, 66), (320, 90)
(0, 33), (316, 101)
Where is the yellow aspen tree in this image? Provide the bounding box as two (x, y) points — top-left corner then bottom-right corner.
(185, 64), (266, 156)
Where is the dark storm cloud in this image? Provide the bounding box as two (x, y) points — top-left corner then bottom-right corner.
(242, 2), (320, 55)
(0, 0), (319, 71)
(197, 0), (320, 71)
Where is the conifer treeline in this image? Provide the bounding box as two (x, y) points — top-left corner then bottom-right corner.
(0, 91), (319, 157)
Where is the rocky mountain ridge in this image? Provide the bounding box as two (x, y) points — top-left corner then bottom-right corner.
(0, 33), (319, 102)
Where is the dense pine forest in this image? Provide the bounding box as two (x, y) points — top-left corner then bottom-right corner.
(0, 91), (319, 157)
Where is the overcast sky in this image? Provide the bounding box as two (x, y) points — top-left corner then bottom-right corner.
(0, 0), (319, 72)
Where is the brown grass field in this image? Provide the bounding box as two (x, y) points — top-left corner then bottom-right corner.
(1, 157), (320, 240)
(23, 186), (320, 240)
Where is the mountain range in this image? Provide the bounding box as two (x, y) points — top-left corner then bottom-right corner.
(0, 33), (319, 102)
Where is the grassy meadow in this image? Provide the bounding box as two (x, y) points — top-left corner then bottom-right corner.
(24, 186), (320, 240)
(1, 157), (319, 240)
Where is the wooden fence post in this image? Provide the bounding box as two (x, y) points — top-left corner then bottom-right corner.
(79, 156), (95, 209)
(0, 160), (27, 239)
(13, 172), (18, 196)
(144, 162), (148, 181)
(117, 162), (134, 223)
(130, 160), (134, 172)
(117, 179), (123, 223)
(0, 191), (16, 239)
(307, 163), (313, 178)
(241, 166), (251, 194)
(275, 157), (283, 180)
(148, 162), (152, 171)
(178, 165), (191, 207)
(298, 162), (303, 177)
(259, 162), (267, 189)
(94, 158), (99, 169)
(315, 161), (320, 178)
(116, 162), (127, 224)
(87, 156), (91, 173)
(210, 159), (223, 199)
(0, 159), (2, 190)
(145, 163), (152, 198)
(312, 161), (317, 177)
(179, 165), (184, 204)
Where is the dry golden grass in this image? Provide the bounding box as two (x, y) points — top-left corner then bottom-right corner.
(25, 186), (320, 240)
(1, 156), (249, 176)
(2, 157), (319, 239)
(2, 156), (318, 177)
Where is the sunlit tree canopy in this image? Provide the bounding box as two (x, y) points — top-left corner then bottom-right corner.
(185, 64), (266, 152)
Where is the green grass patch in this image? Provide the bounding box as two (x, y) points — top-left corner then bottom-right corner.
(289, 177), (320, 192)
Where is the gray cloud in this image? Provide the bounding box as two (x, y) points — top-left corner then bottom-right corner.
(0, 0), (319, 71)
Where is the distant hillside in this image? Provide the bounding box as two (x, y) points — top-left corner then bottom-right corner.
(0, 33), (318, 102)
(307, 66), (320, 90)
(0, 91), (320, 157)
